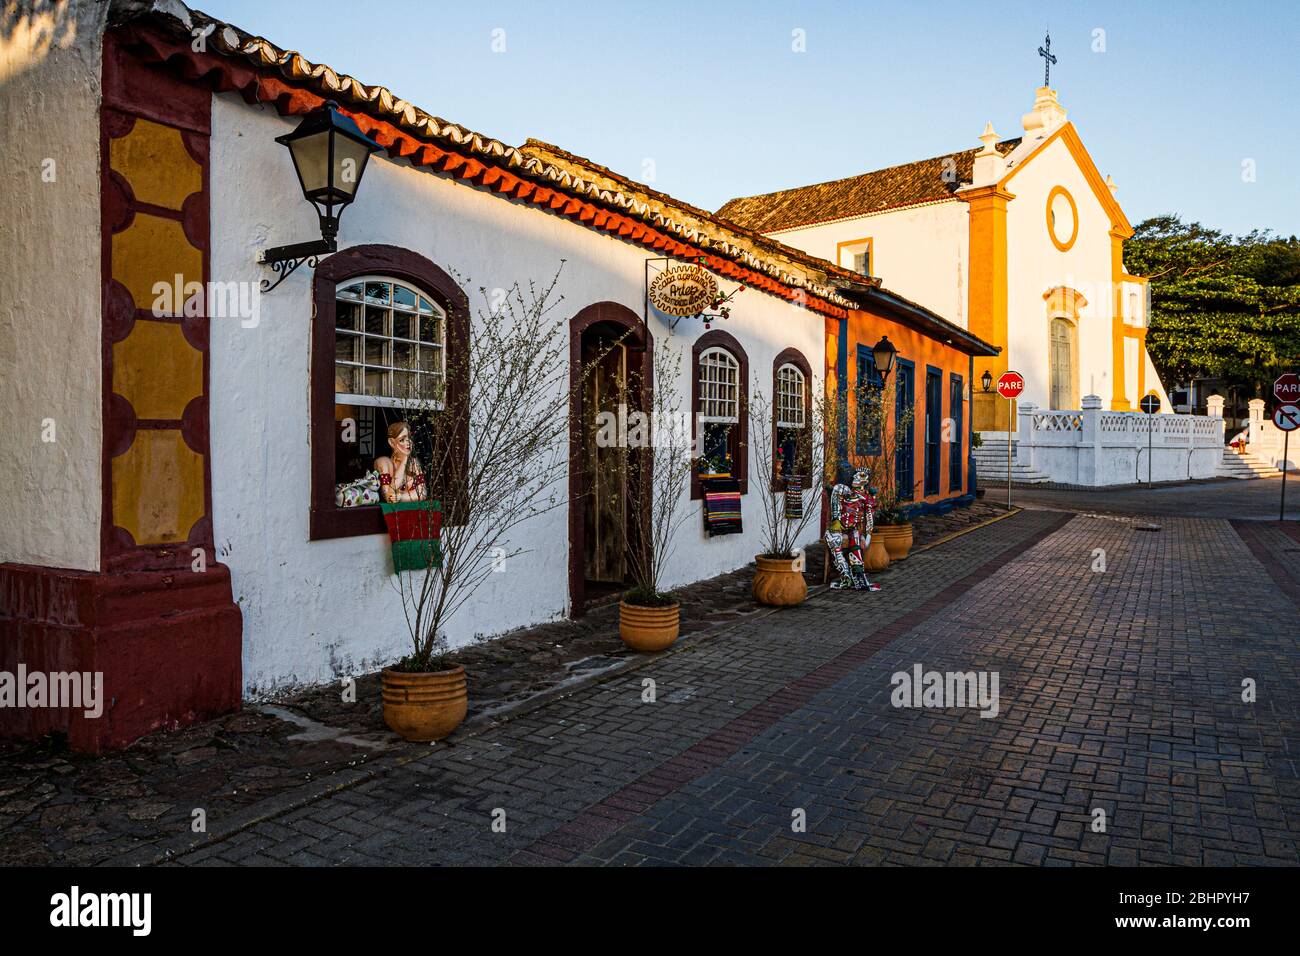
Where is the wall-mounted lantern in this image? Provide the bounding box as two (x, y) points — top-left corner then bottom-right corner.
(981, 369), (994, 393)
(871, 335), (897, 385)
(258, 100), (382, 291)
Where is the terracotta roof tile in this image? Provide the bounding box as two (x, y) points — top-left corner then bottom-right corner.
(717, 140), (1021, 234)
(111, 2), (999, 353)
(117, 5), (867, 312)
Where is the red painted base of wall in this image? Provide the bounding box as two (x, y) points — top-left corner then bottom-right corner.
(0, 562), (242, 753)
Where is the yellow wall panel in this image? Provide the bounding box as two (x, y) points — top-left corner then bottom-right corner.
(111, 429), (204, 545)
(109, 117), (201, 210)
(112, 319), (201, 420)
(111, 213), (202, 312)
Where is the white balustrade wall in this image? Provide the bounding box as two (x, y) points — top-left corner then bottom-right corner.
(1014, 395), (1224, 485)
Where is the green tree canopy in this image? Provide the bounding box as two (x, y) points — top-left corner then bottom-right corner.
(1125, 214), (1300, 394)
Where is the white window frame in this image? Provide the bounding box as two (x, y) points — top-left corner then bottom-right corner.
(334, 274), (447, 409)
(776, 363), (806, 429)
(698, 346), (740, 424)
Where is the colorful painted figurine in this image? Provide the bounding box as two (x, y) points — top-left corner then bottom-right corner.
(375, 421), (427, 503)
(825, 463), (880, 592)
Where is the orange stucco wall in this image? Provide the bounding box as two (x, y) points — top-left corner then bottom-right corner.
(825, 308), (975, 506)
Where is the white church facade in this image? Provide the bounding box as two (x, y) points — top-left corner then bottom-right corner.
(719, 85), (1169, 433)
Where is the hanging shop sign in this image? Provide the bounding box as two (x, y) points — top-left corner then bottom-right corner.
(648, 264), (719, 318)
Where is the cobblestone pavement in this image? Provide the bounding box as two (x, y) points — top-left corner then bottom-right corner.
(114, 506), (1298, 867)
(0, 502), (1007, 866)
(1009, 476), (1295, 521)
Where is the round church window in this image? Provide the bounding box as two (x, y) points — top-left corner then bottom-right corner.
(1047, 186), (1078, 251)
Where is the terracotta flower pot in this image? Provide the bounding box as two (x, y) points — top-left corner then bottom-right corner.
(619, 601), (680, 652)
(877, 522), (913, 561)
(752, 555), (808, 607)
(864, 535), (890, 572)
(381, 665), (468, 742)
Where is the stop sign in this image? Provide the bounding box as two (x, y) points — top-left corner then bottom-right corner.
(1275, 373), (1300, 404)
(995, 371), (1025, 400)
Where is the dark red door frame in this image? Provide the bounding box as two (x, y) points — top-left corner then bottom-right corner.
(568, 303), (653, 616)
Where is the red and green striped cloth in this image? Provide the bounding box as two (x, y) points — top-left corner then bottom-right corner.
(702, 477), (743, 536)
(380, 500), (442, 573)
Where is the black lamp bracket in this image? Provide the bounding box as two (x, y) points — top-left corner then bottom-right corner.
(257, 237), (337, 293)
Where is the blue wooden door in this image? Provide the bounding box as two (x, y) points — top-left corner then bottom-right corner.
(924, 367), (942, 497)
(895, 360), (914, 500)
(949, 374), (964, 491)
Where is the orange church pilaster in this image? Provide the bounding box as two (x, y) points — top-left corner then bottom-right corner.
(962, 184), (1013, 430)
(1110, 229), (1131, 410)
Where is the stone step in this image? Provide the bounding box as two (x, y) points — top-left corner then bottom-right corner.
(972, 462), (1054, 485)
(1217, 448), (1283, 479)
(972, 443), (1054, 484)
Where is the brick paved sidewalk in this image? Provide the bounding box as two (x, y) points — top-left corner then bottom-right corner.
(13, 506), (1295, 867)
(566, 515), (1300, 866)
(136, 509), (1081, 865)
(0, 502), (1009, 866)
(138, 508), (1299, 867)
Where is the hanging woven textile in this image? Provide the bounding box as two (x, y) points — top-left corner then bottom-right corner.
(702, 477), (743, 536)
(380, 500), (443, 573)
(784, 475), (804, 519)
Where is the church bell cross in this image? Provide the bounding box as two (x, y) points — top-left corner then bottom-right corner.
(1038, 32), (1057, 86)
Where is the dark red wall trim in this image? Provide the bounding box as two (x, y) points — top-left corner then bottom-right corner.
(101, 31), (216, 574)
(0, 563), (242, 753)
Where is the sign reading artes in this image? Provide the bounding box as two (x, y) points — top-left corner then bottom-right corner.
(648, 264), (719, 317)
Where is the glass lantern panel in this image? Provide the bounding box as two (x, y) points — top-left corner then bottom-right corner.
(332, 134), (374, 200)
(285, 129), (331, 196)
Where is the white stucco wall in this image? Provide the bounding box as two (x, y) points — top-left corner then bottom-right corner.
(1003, 135), (1118, 410)
(768, 201), (970, 329)
(209, 94), (824, 696)
(0, 0), (106, 571)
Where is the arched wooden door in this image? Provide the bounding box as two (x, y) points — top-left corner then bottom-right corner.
(583, 331), (629, 586)
(1049, 317), (1073, 410)
(567, 303), (652, 616)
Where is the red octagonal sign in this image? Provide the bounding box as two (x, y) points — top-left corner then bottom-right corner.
(1275, 372), (1300, 404)
(995, 371), (1025, 400)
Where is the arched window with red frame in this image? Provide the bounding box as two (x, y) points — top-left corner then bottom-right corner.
(772, 347), (813, 485)
(310, 244), (468, 540)
(691, 329), (748, 500)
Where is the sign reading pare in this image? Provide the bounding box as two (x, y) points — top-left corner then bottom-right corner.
(995, 371), (1025, 400)
(648, 265), (719, 318)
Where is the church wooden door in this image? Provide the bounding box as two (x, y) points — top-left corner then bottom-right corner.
(1050, 318), (1073, 410)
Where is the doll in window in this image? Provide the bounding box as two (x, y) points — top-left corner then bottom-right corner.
(374, 421), (427, 503)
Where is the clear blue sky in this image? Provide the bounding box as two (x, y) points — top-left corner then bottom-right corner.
(200, 0), (1299, 237)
